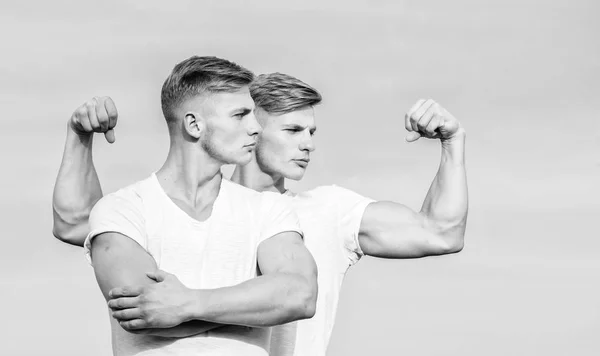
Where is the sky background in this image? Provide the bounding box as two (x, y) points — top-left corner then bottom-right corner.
(1, 0), (599, 355)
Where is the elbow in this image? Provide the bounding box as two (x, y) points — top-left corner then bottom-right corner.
(444, 238), (464, 254)
(52, 208), (88, 246)
(288, 275), (318, 321)
(433, 219), (467, 255)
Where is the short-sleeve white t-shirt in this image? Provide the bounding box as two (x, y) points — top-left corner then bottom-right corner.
(269, 185), (374, 356)
(84, 173), (302, 356)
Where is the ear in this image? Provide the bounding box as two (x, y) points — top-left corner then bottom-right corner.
(183, 112), (203, 139)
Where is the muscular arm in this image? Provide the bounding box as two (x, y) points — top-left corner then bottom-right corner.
(189, 231), (318, 327)
(53, 97), (118, 246)
(110, 231), (318, 330)
(91, 232), (223, 337)
(52, 127), (103, 246)
(359, 126), (468, 259)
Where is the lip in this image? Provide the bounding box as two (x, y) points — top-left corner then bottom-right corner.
(293, 158), (310, 167)
(243, 142), (256, 148)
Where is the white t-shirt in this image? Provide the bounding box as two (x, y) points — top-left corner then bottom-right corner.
(84, 173), (302, 356)
(269, 185), (374, 356)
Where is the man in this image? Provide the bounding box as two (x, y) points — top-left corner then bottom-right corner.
(53, 57), (318, 355)
(54, 72), (468, 355)
(236, 73), (468, 355)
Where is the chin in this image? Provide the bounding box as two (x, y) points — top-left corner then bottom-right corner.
(224, 152), (251, 166)
(236, 155), (253, 166)
(284, 168), (306, 181)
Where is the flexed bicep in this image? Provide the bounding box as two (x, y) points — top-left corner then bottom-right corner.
(358, 201), (460, 259)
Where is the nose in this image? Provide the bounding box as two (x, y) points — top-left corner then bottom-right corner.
(246, 111), (262, 136)
(299, 132), (315, 152)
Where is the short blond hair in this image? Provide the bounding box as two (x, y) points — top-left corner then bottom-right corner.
(161, 56), (254, 124)
(250, 73), (321, 114)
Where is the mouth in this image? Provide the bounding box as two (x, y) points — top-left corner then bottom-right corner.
(293, 158), (310, 168)
(243, 143), (256, 149)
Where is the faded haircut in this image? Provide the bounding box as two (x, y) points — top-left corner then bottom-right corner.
(161, 56), (254, 124)
(250, 73), (322, 115)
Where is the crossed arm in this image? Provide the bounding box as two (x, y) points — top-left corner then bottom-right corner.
(91, 232), (221, 337)
(91, 230), (317, 337)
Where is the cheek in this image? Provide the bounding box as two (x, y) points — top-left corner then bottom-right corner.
(209, 123), (241, 146)
(257, 134), (285, 161)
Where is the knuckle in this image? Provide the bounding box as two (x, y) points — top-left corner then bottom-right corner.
(75, 106), (87, 117)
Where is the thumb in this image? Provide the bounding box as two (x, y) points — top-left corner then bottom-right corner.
(104, 129), (116, 144)
(405, 131), (421, 143)
(146, 270), (168, 282)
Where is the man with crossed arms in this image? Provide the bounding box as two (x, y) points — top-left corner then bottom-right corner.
(54, 56), (319, 355)
(54, 72), (468, 355)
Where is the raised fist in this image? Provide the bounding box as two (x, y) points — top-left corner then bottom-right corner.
(405, 99), (463, 143)
(70, 96), (118, 143)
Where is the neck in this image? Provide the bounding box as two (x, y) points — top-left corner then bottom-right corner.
(156, 138), (223, 206)
(231, 154), (286, 194)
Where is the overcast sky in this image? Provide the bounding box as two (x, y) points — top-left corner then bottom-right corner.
(1, 0), (598, 355)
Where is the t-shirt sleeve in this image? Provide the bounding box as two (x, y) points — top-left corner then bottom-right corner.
(258, 192), (303, 243)
(330, 185), (375, 266)
(83, 189), (147, 264)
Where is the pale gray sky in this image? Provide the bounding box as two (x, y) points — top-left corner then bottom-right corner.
(1, 0), (598, 355)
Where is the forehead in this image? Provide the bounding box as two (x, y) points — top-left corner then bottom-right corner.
(265, 107), (316, 128)
(207, 87), (255, 112)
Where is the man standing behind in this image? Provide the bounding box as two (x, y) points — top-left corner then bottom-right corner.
(234, 74), (468, 355)
(55, 57), (318, 356)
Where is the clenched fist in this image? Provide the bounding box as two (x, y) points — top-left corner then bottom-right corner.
(70, 96), (118, 143)
(404, 99), (463, 143)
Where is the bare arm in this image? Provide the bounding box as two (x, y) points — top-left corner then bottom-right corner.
(52, 129), (103, 246)
(190, 231), (318, 327)
(358, 100), (468, 258)
(91, 232), (223, 337)
(52, 97), (117, 246)
(109, 231), (318, 330)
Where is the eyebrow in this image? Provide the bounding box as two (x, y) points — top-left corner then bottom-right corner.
(283, 124), (317, 133)
(230, 107), (253, 116)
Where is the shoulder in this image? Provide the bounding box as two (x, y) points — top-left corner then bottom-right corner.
(296, 185), (363, 203)
(221, 178), (263, 199)
(91, 177), (154, 216)
(223, 179), (293, 207)
(294, 185), (374, 216)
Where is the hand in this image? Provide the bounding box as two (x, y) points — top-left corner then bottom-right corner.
(70, 96), (118, 143)
(107, 270), (195, 331)
(404, 99), (463, 143)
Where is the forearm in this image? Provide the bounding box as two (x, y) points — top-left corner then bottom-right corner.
(420, 129), (468, 243)
(132, 320), (223, 338)
(52, 126), (103, 246)
(189, 272), (316, 328)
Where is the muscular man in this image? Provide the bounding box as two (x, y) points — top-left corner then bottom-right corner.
(53, 58), (318, 355)
(53, 72), (467, 355)
(238, 74), (468, 355)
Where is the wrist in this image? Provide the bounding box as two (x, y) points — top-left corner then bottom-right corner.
(186, 289), (211, 322)
(440, 128), (465, 164)
(441, 128), (466, 146)
(66, 122), (94, 145)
